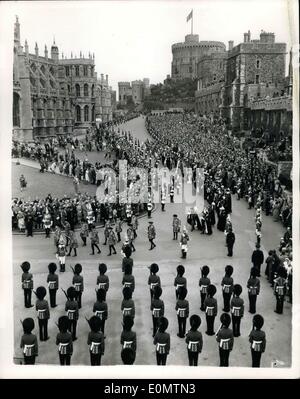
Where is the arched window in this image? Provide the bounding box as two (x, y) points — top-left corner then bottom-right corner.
(84, 105), (89, 122)
(76, 105), (81, 122)
(75, 84), (80, 97)
(84, 83), (89, 97)
(91, 84), (95, 97)
(75, 66), (79, 76)
(91, 105), (95, 121)
(13, 92), (20, 127)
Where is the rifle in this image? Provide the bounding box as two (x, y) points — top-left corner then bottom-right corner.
(32, 290), (37, 297)
(215, 324), (223, 337)
(61, 288), (69, 300)
(70, 265), (75, 274)
(20, 319), (23, 327)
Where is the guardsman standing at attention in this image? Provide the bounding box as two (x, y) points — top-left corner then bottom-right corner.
(97, 263), (109, 294)
(153, 316), (170, 366)
(174, 265), (187, 299)
(273, 266), (287, 314)
(148, 263), (161, 300)
(21, 261), (34, 308)
(226, 227), (235, 257)
(121, 286), (135, 322)
(251, 243), (264, 277)
(115, 217), (123, 242)
(87, 315), (105, 366)
(185, 315), (203, 366)
(151, 286), (164, 337)
(172, 214), (181, 240)
(247, 267), (260, 314)
(230, 284), (244, 337)
(216, 313), (234, 367)
(148, 221), (156, 250)
(56, 315), (73, 366)
(147, 200), (153, 218)
(175, 286), (189, 338)
(249, 314), (266, 368)
(199, 265), (210, 311)
(204, 284), (218, 336)
(132, 214), (139, 239)
(65, 286), (79, 341)
(56, 236), (66, 272)
(122, 262), (135, 293)
(93, 289), (108, 335)
(120, 316), (137, 362)
(47, 262), (59, 308)
(221, 265), (234, 312)
(35, 286), (50, 341)
(72, 263), (84, 309)
(20, 318), (38, 365)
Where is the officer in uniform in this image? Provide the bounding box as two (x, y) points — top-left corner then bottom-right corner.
(247, 267), (260, 314)
(80, 222), (89, 246)
(56, 315), (73, 366)
(151, 286), (165, 337)
(43, 210), (52, 238)
(20, 318), (38, 365)
(199, 265), (210, 311)
(122, 263), (135, 293)
(90, 225), (101, 255)
(56, 237), (66, 272)
(153, 316), (170, 366)
(107, 226), (117, 256)
(175, 286), (189, 338)
(72, 263), (84, 309)
(127, 223), (136, 253)
(21, 261), (34, 308)
(65, 286), (79, 341)
(87, 315), (105, 366)
(230, 284), (244, 337)
(185, 315), (203, 366)
(216, 313), (234, 367)
(120, 316), (137, 362)
(103, 219), (111, 245)
(35, 286), (50, 341)
(121, 286), (135, 322)
(221, 265), (234, 312)
(249, 314), (266, 367)
(251, 243), (264, 277)
(174, 265), (187, 299)
(148, 221), (156, 250)
(226, 227), (235, 257)
(274, 266), (287, 314)
(93, 288), (108, 335)
(204, 284), (218, 335)
(148, 263), (161, 300)
(47, 262), (59, 308)
(115, 217), (123, 242)
(97, 263), (109, 294)
(172, 214), (181, 240)
(180, 227), (189, 259)
(122, 245), (133, 273)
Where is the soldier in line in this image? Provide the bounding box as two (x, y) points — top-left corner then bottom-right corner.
(247, 267), (260, 314)
(199, 265), (210, 312)
(175, 286), (189, 338)
(120, 316), (137, 362)
(147, 200), (153, 218)
(122, 262), (135, 293)
(93, 288), (108, 335)
(148, 221), (156, 250)
(21, 261), (33, 308)
(221, 265), (234, 312)
(121, 348), (135, 365)
(216, 313), (234, 367)
(121, 286), (135, 322)
(72, 263), (84, 309)
(97, 263), (109, 293)
(65, 286), (79, 341)
(87, 315), (105, 366)
(56, 315), (73, 366)
(185, 315), (203, 367)
(226, 227), (235, 257)
(35, 286), (50, 341)
(151, 286), (164, 337)
(107, 226), (117, 256)
(174, 265), (187, 299)
(230, 284), (244, 337)
(43, 209), (52, 238)
(153, 317), (170, 366)
(274, 266), (287, 314)
(20, 318), (38, 365)
(172, 214), (181, 240)
(90, 225), (101, 255)
(148, 263), (161, 300)
(204, 284), (218, 336)
(249, 314), (266, 368)
(47, 262), (59, 308)
(251, 243), (264, 277)
(67, 230), (78, 257)
(122, 245), (133, 273)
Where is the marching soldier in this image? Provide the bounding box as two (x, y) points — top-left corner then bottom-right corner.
(115, 217), (123, 242)
(64, 286), (79, 341)
(20, 318), (38, 365)
(204, 284), (218, 336)
(199, 265), (210, 311)
(90, 225), (101, 255)
(226, 227), (235, 257)
(121, 286), (135, 322)
(47, 262), (59, 308)
(148, 221), (156, 250)
(185, 315), (203, 366)
(151, 286), (164, 337)
(87, 315), (105, 366)
(148, 263), (161, 300)
(147, 200), (153, 218)
(216, 313), (234, 367)
(274, 266), (287, 314)
(80, 222), (89, 246)
(21, 261), (34, 308)
(72, 263), (84, 309)
(97, 263), (109, 293)
(175, 286), (189, 338)
(127, 223), (136, 253)
(174, 265), (187, 299)
(180, 227), (189, 259)
(153, 316), (170, 366)
(35, 286), (50, 341)
(122, 263), (135, 293)
(107, 226), (117, 256)
(120, 316), (137, 361)
(56, 315), (73, 366)
(67, 230), (78, 257)
(230, 284), (244, 337)
(172, 214), (181, 240)
(93, 288), (108, 335)
(56, 236), (66, 272)
(221, 265), (234, 312)
(132, 214), (139, 239)
(43, 209), (52, 238)
(249, 314), (266, 367)
(247, 267), (260, 314)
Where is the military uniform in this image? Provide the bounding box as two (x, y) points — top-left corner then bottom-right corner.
(221, 275), (234, 312)
(93, 299), (108, 334)
(199, 275), (211, 311)
(35, 298), (50, 341)
(107, 228), (117, 255)
(204, 296), (218, 335)
(43, 213), (52, 238)
(172, 215), (181, 240)
(121, 298), (135, 321)
(56, 244), (66, 272)
(21, 270), (33, 308)
(274, 275), (286, 314)
(127, 226), (136, 252)
(148, 274), (161, 300)
(115, 219), (123, 242)
(122, 273), (135, 292)
(249, 315), (266, 367)
(174, 275), (187, 299)
(230, 296), (244, 337)
(56, 327), (73, 365)
(148, 222), (156, 250)
(151, 297), (164, 337)
(90, 228), (101, 255)
(20, 319), (38, 365)
(120, 330), (137, 353)
(185, 329), (203, 366)
(247, 275), (260, 314)
(175, 298), (189, 338)
(65, 297), (79, 340)
(97, 274), (109, 293)
(80, 223), (89, 246)
(72, 272), (84, 309)
(47, 265), (59, 308)
(87, 328), (105, 366)
(216, 325), (234, 367)
(153, 330), (170, 365)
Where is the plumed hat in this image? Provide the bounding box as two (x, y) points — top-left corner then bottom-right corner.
(220, 312), (231, 328)
(22, 317), (35, 334)
(35, 286), (46, 300)
(225, 265), (233, 276)
(48, 262), (57, 273)
(21, 261), (30, 272)
(207, 284), (216, 297)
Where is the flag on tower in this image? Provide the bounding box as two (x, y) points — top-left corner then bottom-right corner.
(186, 9), (193, 22)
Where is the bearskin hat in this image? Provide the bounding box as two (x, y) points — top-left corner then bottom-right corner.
(233, 284), (242, 296)
(58, 316), (69, 333)
(225, 265), (233, 276)
(124, 263), (132, 275)
(67, 286), (76, 299)
(89, 316), (101, 333)
(220, 313), (231, 328)
(98, 263), (107, 274)
(158, 317), (168, 333)
(150, 263), (159, 274)
(35, 286), (46, 300)
(20, 261), (30, 272)
(48, 262), (57, 273)
(22, 318), (35, 334)
(123, 286), (132, 300)
(74, 263), (82, 274)
(277, 266), (287, 278)
(153, 286), (162, 299)
(207, 284), (217, 297)
(178, 286), (187, 300)
(177, 265), (185, 276)
(124, 246), (132, 258)
(121, 348), (135, 365)
(190, 314), (201, 330)
(201, 265), (210, 277)
(123, 315), (134, 331)
(97, 288), (106, 302)
(250, 267), (258, 278)
(253, 314), (264, 330)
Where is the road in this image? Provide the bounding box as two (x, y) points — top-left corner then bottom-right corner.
(13, 116), (291, 367)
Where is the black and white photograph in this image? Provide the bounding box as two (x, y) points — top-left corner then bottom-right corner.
(0, 0), (299, 378)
